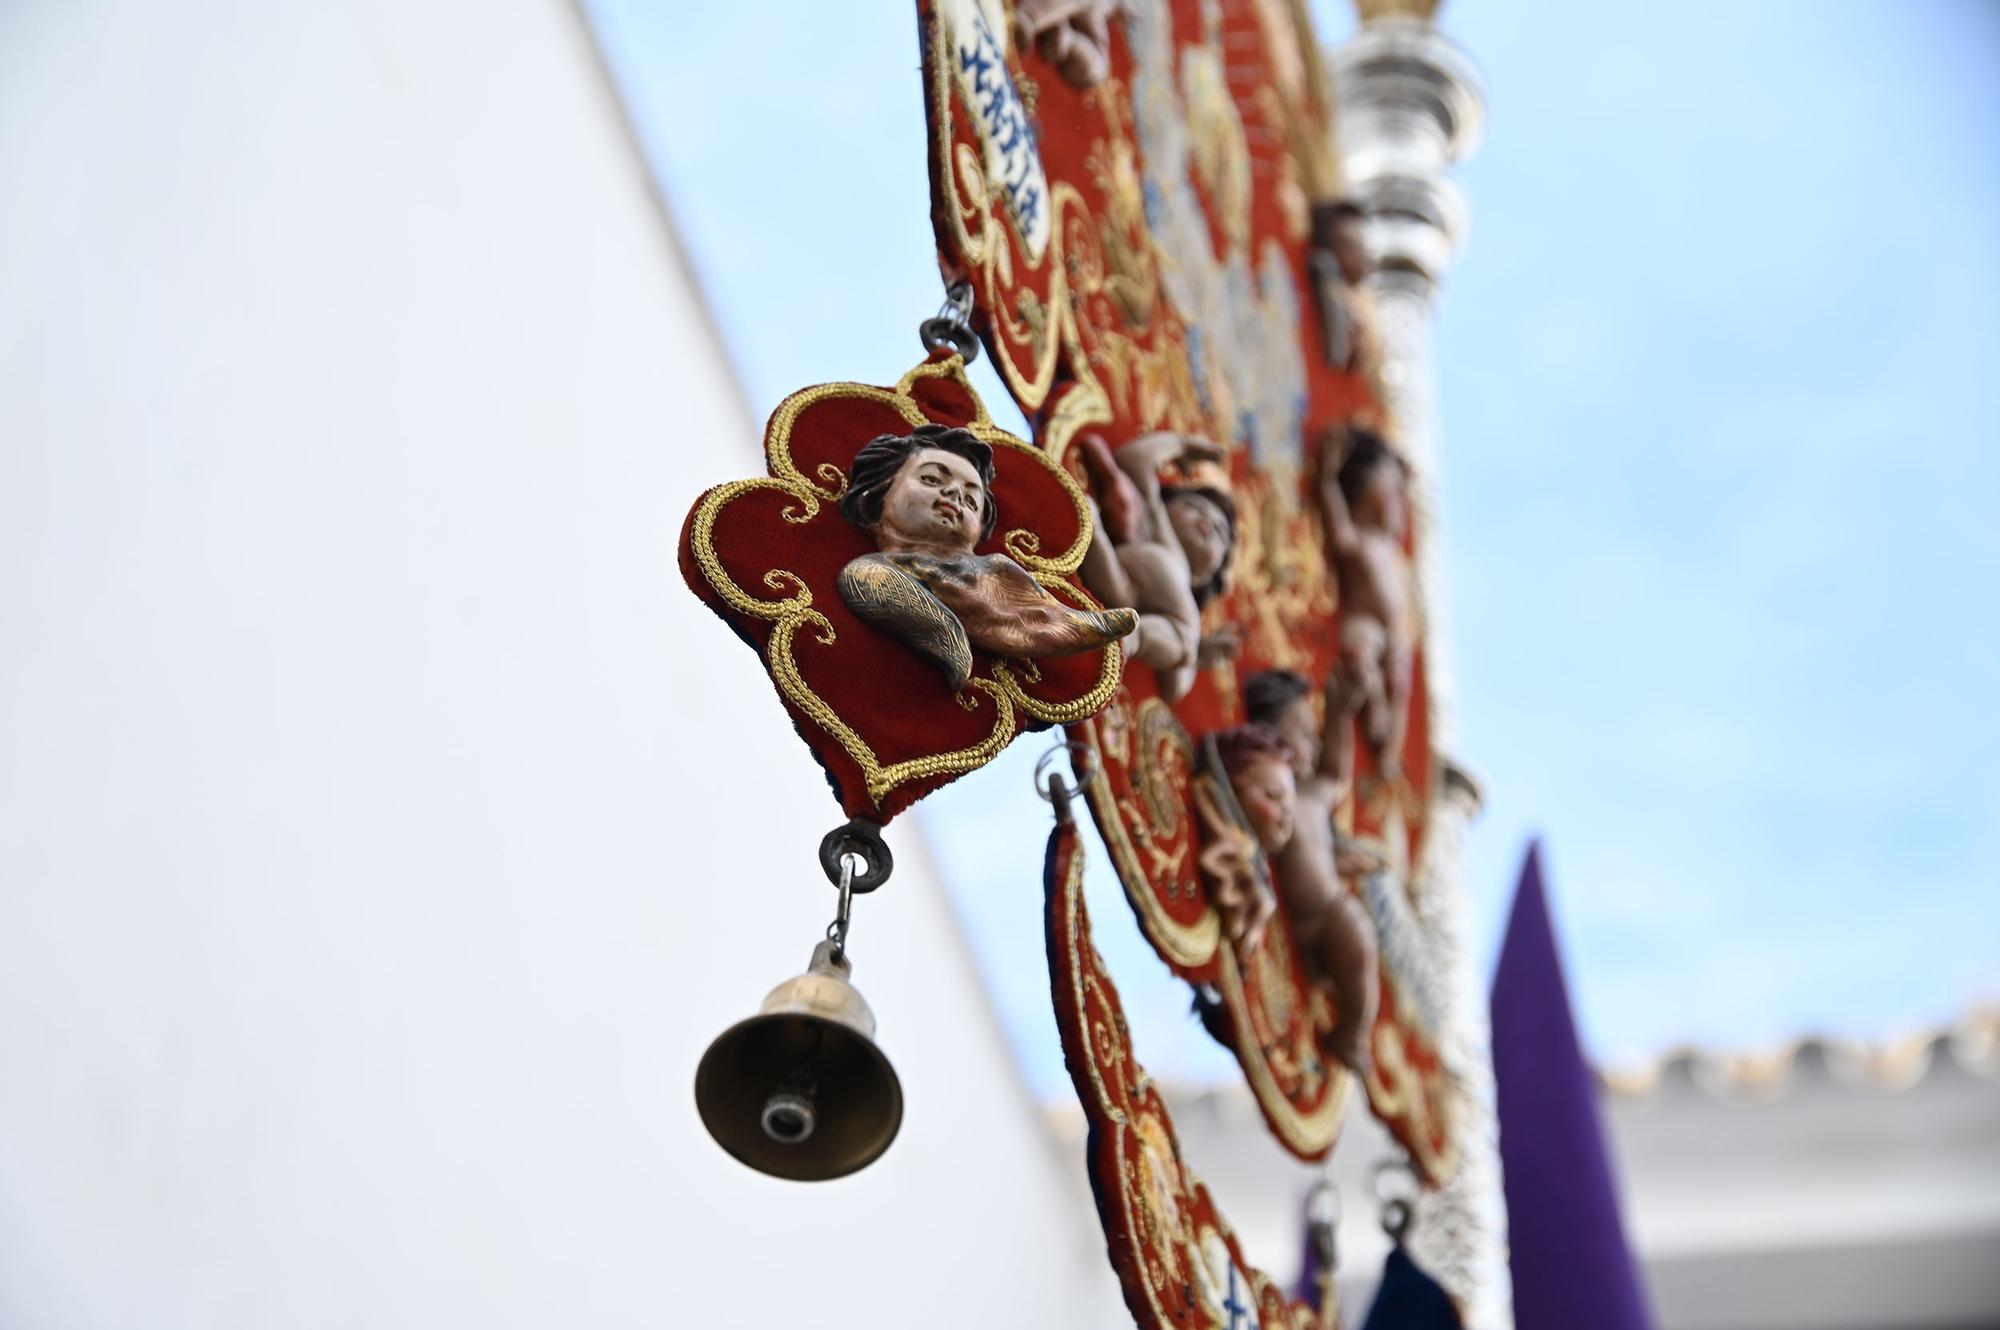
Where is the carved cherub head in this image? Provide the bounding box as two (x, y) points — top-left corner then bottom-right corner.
(1334, 428), (1408, 541)
(1244, 669), (1318, 781)
(1312, 199), (1369, 285)
(1161, 479), (1238, 606)
(1213, 723), (1298, 854)
(840, 423), (999, 557)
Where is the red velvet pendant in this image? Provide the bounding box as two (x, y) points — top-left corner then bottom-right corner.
(679, 352), (1129, 824)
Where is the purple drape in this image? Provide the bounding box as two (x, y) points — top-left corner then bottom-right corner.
(1491, 842), (1654, 1330)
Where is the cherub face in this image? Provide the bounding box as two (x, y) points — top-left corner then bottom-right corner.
(875, 447), (987, 554)
(1333, 216), (1369, 284)
(1359, 462), (1407, 541)
(1166, 491), (1231, 588)
(1271, 696), (1319, 781)
(1233, 754), (1297, 854)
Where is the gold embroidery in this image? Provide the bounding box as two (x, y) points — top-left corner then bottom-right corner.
(1080, 711), (1222, 969)
(1133, 699), (1191, 841)
(1054, 828), (1341, 1328)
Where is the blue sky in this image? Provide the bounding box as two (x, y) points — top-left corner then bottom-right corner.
(588, 0), (1999, 1092)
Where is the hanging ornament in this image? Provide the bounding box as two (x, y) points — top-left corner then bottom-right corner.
(681, 291), (1135, 1178)
(1358, 1161), (1464, 1330)
(678, 289), (1134, 825)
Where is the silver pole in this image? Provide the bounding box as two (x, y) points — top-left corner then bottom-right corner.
(1329, 16), (1513, 1330)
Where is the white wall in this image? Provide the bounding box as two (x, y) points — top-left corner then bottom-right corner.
(0, 2), (1126, 1326)
(1606, 1046), (2000, 1330)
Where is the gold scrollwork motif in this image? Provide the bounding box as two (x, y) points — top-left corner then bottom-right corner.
(1365, 1021), (1459, 1180)
(932, 19), (1190, 437)
(1037, 379), (1115, 470)
(687, 357), (1121, 807)
(1132, 699), (1191, 841)
(1080, 711), (1221, 970)
(1214, 941), (1348, 1157)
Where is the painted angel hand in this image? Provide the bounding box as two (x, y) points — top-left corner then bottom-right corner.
(1196, 623), (1242, 670)
(1333, 832), (1391, 878)
(1173, 436), (1228, 468)
(1238, 878), (1277, 954)
(1017, 0), (1121, 91)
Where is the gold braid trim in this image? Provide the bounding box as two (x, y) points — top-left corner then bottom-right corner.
(1059, 829), (1334, 1326)
(688, 357), (1120, 807)
(1061, 836), (1177, 1326)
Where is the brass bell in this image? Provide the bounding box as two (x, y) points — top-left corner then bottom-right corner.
(694, 939), (903, 1181)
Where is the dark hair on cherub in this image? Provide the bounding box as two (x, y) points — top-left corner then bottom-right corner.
(1213, 723), (1294, 784)
(1310, 198), (1365, 250)
(1159, 483), (1238, 607)
(1334, 427), (1405, 509)
(839, 423), (998, 544)
(1243, 669), (1312, 729)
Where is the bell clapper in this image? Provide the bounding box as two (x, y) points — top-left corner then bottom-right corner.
(758, 1020), (825, 1146)
(760, 1090), (816, 1144)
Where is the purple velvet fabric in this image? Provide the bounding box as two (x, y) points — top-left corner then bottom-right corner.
(1292, 1196), (1324, 1310)
(1491, 842), (1655, 1330)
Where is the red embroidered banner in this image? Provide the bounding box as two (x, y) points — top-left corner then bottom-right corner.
(919, 0), (1457, 1177)
(1046, 813), (1339, 1330)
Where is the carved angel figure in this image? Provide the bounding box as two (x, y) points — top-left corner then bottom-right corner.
(1076, 431), (1240, 702)
(1308, 200), (1382, 379)
(1015, 0), (1124, 91)
(1317, 425), (1414, 792)
(1193, 724), (1292, 954)
(1244, 669), (1383, 1073)
(836, 424), (1135, 690)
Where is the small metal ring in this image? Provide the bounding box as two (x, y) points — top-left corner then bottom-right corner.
(1034, 740), (1099, 803)
(1306, 1177), (1341, 1269)
(1371, 1158), (1418, 1242)
(818, 818), (893, 894)
(1380, 1197), (1413, 1243)
(918, 279), (981, 364)
(1306, 1176), (1342, 1229)
(918, 317), (982, 364)
(1370, 1157), (1416, 1195)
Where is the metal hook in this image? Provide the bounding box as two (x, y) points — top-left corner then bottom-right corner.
(1035, 740), (1098, 827)
(816, 819), (890, 963)
(1371, 1157), (1418, 1244)
(918, 279), (981, 364)
(825, 853), (856, 962)
(1034, 740), (1098, 800)
(1306, 1175), (1341, 1272)
(1380, 1196), (1413, 1244)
